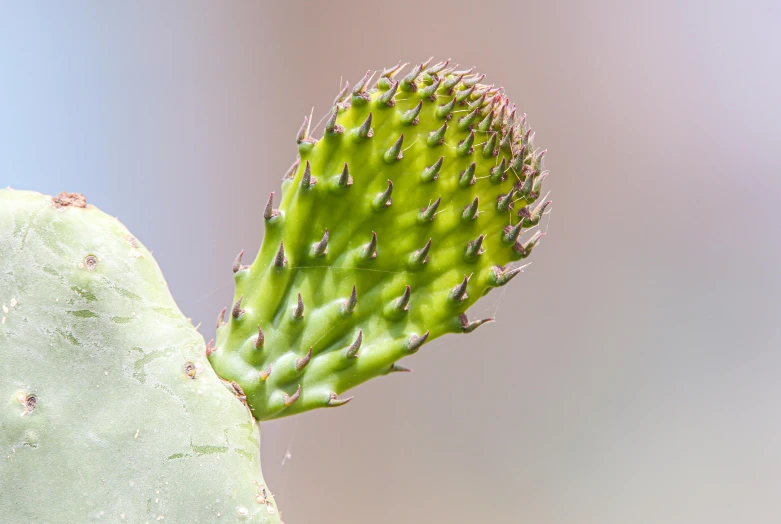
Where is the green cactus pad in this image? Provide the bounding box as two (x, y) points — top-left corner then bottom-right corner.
(210, 59), (551, 421)
(0, 190), (281, 523)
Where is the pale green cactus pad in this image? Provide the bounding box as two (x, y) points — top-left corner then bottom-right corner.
(209, 59), (551, 420)
(0, 190), (281, 523)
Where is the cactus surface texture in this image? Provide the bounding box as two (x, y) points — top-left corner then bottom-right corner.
(209, 59), (550, 420)
(0, 190), (281, 523)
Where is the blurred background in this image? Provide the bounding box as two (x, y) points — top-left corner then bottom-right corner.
(2, 1), (780, 522)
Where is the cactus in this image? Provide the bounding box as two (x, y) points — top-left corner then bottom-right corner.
(1, 59), (549, 521)
(0, 190), (281, 522)
(209, 60), (550, 420)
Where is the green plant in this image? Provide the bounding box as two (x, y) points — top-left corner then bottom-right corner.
(0, 191), (281, 522)
(1, 59), (549, 522)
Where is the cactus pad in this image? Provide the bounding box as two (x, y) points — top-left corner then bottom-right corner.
(0, 190), (281, 522)
(209, 59), (551, 420)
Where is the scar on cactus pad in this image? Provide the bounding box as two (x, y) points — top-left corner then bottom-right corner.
(1, 59), (549, 521)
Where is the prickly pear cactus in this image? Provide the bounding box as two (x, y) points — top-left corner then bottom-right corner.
(209, 59), (551, 420)
(0, 190), (281, 523)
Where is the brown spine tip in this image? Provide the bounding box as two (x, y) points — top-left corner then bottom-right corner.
(395, 285), (411, 312)
(379, 79), (399, 106)
(457, 130), (475, 156)
(535, 149), (547, 168)
(205, 339), (216, 356)
(519, 200), (552, 227)
(282, 384), (302, 407)
(401, 63), (423, 91)
(338, 162), (353, 187)
(457, 107), (479, 131)
(264, 192), (280, 220)
(496, 188), (516, 213)
(381, 60), (407, 79)
(292, 293), (305, 319)
(483, 131), (499, 157)
(283, 158), (301, 180)
(312, 229), (329, 257)
(408, 331), (430, 353)
(464, 234), (486, 261)
(490, 157), (508, 184)
(345, 329), (363, 358)
(427, 122), (448, 147)
(452, 66), (475, 77)
(255, 325), (265, 349)
(499, 128), (513, 151)
(462, 197), (479, 221)
(328, 392), (353, 407)
(389, 363), (412, 373)
(333, 80), (351, 106)
(301, 160), (317, 188)
(418, 197), (441, 223)
(459, 314), (495, 333)
(342, 285), (357, 315)
(232, 295), (245, 319)
(503, 222), (523, 245)
(364, 231), (378, 259)
(441, 72), (464, 94)
(355, 112), (374, 140)
(478, 108), (494, 131)
(419, 76), (441, 98)
(518, 172), (534, 197)
(295, 347), (312, 371)
(296, 115), (309, 144)
(421, 156), (444, 182)
(383, 133), (404, 163)
(451, 275), (470, 303)
(409, 239), (432, 266)
(462, 73), (486, 88)
(274, 241), (287, 268)
(232, 249), (245, 273)
(493, 265), (523, 286)
(216, 307), (227, 329)
(532, 171), (550, 196)
(325, 106), (343, 135)
(373, 180), (393, 209)
(459, 162), (477, 187)
(352, 69), (373, 96)
(513, 231), (546, 259)
(455, 84), (476, 103)
(401, 100), (423, 125)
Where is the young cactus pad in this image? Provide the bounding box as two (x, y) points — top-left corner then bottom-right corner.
(209, 59), (551, 421)
(0, 190), (281, 522)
